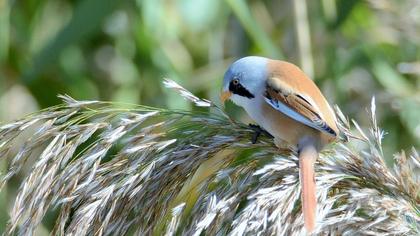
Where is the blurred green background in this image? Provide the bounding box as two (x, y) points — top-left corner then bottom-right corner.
(0, 0), (419, 233)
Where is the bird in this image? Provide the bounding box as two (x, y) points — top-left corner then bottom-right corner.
(220, 56), (339, 234)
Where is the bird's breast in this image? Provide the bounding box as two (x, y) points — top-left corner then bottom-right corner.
(244, 96), (321, 147)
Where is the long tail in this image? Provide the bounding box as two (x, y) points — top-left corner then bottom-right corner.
(298, 141), (318, 234)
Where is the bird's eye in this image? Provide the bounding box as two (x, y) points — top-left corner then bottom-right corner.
(232, 79), (239, 85)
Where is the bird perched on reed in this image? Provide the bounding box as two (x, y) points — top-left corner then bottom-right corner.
(221, 56), (340, 234)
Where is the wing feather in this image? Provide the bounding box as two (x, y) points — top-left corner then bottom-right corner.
(264, 79), (337, 136)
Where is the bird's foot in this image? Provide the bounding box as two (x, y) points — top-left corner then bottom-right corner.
(248, 124), (273, 144)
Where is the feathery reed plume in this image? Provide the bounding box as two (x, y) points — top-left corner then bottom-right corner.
(0, 81), (418, 235)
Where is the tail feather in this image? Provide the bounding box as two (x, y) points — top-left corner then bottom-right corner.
(299, 142), (318, 234)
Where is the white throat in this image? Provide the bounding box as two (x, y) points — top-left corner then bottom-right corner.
(231, 92), (266, 124)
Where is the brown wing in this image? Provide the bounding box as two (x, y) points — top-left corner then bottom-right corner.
(264, 74), (337, 137)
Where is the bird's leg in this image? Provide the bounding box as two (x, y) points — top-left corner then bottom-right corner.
(248, 124), (273, 144)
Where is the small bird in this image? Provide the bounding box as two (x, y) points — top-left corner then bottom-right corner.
(221, 56), (339, 234)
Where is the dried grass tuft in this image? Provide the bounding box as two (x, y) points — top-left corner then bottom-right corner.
(0, 81), (418, 235)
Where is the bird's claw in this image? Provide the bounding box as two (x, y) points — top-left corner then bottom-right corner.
(248, 124), (273, 144)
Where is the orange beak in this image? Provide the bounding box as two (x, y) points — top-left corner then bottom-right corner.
(220, 91), (232, 103)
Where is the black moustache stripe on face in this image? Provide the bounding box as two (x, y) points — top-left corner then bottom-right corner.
(229, 81), (255, 99)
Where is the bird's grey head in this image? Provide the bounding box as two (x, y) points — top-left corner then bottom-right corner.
(221, 56), (268, 105)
